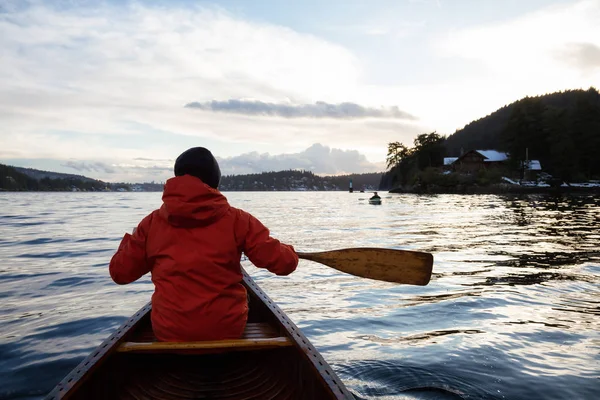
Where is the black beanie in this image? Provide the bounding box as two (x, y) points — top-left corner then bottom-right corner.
(174, 147), (221, 189)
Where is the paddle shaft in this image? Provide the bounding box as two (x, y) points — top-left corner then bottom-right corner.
(296, 248), (433, 285)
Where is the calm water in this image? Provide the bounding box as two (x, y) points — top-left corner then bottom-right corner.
(0, 192), (599, 400)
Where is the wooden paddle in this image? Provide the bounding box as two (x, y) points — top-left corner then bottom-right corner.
(296, 248), (433, 285)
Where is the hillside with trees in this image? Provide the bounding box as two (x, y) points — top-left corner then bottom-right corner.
(444, 87), (600, 181)
(382, 88), (600, 191)
(220, 170), (382, 191)
(1, 164), (39, 191)
(1, 164), (109, 191)
(380, 132), (446, 190)
(13, 166), (101, 183)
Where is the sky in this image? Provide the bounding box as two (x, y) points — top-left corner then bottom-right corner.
(1, 0), (599, 182)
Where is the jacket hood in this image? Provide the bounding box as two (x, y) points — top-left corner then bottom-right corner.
(160, 175), (230, 227)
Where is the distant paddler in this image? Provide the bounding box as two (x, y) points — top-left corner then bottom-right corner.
(369, 191), (382, 205)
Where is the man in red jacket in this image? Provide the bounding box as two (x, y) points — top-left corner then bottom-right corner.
(109, 147), (298, 342)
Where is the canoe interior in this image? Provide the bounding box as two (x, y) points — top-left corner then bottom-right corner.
(46, 271), (353, 400)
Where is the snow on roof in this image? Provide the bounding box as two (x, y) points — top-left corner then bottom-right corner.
(444, 157), (458, 165)
(476, 150), (508, 162)
(526, 160), (542, 170)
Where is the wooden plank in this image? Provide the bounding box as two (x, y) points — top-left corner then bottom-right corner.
(117, 337), (293, 353)
(127, 322), (280, 343)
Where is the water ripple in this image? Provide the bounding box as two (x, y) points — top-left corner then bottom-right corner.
(336, 360), (504, 400)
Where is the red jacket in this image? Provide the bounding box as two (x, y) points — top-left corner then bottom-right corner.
(109, 175), (298, 341)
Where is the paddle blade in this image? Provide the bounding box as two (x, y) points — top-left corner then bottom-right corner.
(297, 248), (433, 285)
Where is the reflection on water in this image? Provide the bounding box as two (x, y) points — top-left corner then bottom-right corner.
(0, 192), (599, 400)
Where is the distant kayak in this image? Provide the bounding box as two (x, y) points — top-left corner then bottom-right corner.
(368, 192), (381, 205)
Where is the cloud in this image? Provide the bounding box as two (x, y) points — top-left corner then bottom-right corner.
(62, 161), (115, 174)
(437, 0), (600, 81)
(4, 143), (384, 183)
(57, 158), (174, 181)
(133, 157), (174, 162)
(557, 42), (600, 73)
(0, 2), (360, 107)
(0, 2), (390, 161)
(61, 160), (172, 182)
(218, 143), (384, 175)
(425, 0), (600, 131)
(408, 0), (442, 8)
(0, 1), (425, 170)
(185, 99), (416, 119)
(326, 20), (426, 39)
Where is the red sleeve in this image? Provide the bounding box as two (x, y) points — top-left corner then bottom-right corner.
(236, 210), (298, 276)
(109, 213), (153, 285)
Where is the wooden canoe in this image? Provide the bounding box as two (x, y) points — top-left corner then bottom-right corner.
(45, 270), (354, 399)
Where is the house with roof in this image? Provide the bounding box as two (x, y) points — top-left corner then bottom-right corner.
(523, 160), (543, 180)
(444, 149), (542, 178)
(444, 150), (508, 173)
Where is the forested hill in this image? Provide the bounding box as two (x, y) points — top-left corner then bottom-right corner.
(443, 88), (600, 180)
(219, 170), (382, 191)
(444, 88), (600, 155)
(1, 163), (109, 191)
(13, 166), (98, 183)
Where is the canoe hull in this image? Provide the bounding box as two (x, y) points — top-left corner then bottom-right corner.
(57, 349), (332, 399)
(45, 270), (353, 399)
